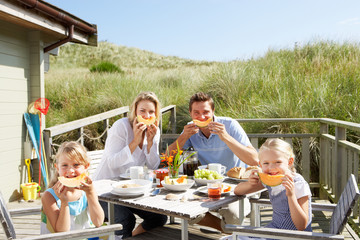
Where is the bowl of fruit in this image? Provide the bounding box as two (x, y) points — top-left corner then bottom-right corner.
(194, 169), (224, 185)
(161, 175), (195, 191)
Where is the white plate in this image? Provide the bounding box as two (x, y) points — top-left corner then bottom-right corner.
(226, 177), (248, 182)
(110, 190), (144, 197)
(119, 173), (131, 179)
(112, 179), (152, 195)
(194, 177), (224, 186)
(161, 179), (195, 192)
(197, 184), (232, 195)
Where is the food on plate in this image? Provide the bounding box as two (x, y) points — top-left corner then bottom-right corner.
(193, 118), (212, 128)
(165, 193), (179, 201)
(258, 172), (285, 187)
(116, 183), (142, 188)
(241, 166), (262, 179)
(226, 167), (245, 179)
(58, 172), (87, 188)
(164, 175), (188, 185)
(137, 115), (156, 125)
(194, 169), (223, 180)
(222, 184), (232, 193)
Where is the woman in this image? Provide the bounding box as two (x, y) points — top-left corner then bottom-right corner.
(93, 91), (167, 239)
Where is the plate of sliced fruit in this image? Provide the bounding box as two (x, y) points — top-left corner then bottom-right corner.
(161, 175), (195, 191)
(197, 184), (232, 196)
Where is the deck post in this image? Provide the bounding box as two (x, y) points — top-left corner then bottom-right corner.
(319, 123), (328, 199)
(43, 129), (52, 169)
(335, 126), (346, 201)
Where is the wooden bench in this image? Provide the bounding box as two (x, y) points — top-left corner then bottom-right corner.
(224, 174), (360, 239)
(87, 150), (104, 178)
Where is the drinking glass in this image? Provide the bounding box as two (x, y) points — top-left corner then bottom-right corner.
(207, 182), (221, 200)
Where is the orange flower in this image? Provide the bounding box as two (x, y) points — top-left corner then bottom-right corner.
(160, 141), (195, 174)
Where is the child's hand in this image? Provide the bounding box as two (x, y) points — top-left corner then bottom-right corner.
(282, 172), (295, 197)
(78, 176), (95, 194)
(248, 170), (260, 185)
(53, 181), (70, 203)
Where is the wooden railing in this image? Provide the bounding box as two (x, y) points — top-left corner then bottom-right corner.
(43, 105), (177, 163)
(43, 107), (360, 225)
(236, 118), (360, 222)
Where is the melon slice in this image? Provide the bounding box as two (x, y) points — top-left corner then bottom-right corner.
(258, 172), (284, 187)
(137, 115), (156, 125)
(193, 118), (212, 128)
(58, 172), (87, 187)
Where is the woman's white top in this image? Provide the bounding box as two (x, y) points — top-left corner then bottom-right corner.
(93, 117), (160, 180)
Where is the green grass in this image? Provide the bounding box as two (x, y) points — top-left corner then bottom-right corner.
(46, 40), (360, 147)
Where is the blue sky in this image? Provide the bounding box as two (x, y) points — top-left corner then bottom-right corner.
(47, 0), (360, 61)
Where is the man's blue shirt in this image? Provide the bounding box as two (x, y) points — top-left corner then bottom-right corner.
(183, 116), (252, 171)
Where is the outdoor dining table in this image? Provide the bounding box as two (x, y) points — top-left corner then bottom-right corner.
(94, 178), (251, 240)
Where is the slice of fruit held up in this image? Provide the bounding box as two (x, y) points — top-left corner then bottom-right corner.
(193, 118), (212, 128)
(257, 172), (284, 187)
(137, 115), (156, 125)
(58, 172), (87, 188)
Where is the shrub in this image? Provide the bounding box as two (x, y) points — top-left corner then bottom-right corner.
(89, 61), (124, 73)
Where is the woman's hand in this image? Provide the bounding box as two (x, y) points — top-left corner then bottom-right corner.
(146, 119), (158, 144)
(132, 118), (147, 146)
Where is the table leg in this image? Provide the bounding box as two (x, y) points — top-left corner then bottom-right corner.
(181, 219), (188, 240)
(238, 198), (245, 225)
(108, 203), (115, 240)
(170, 216), (175, 224)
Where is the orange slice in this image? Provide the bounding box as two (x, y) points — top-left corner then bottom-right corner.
(137, 115), (156, 125)
(176, 175), (187, 184)
(58, 172), (87, 188)
(193, 118), (212, 128)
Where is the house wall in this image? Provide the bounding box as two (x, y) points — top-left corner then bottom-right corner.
(0, 19), (44, 201)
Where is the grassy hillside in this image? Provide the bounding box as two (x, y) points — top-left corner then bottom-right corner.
(46, 40), (360, 147)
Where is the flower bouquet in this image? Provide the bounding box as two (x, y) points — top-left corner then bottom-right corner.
(160, 141), (195, 178)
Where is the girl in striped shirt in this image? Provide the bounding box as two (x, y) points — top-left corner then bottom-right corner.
(233, 138), (312, 238)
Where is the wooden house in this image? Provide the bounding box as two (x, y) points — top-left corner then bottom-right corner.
(0, 0), (97, 201)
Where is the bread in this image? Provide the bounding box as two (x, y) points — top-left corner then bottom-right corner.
(227, 167), (245, 179)
(241, 166), (261, 179)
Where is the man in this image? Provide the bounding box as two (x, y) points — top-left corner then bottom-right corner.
(168, 92), (259, 232)
(168, 92), (258, 170)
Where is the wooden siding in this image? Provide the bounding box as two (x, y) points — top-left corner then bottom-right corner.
(0, 19), (30, 201)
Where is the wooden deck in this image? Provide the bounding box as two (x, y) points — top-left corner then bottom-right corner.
(0, 199), (359, 240)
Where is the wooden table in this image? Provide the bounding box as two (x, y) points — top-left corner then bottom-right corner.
(94, 178), (248, 240)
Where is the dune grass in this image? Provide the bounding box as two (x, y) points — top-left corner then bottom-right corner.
(46, 40), (360, 147)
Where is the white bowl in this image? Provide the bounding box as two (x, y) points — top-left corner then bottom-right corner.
(194, 177), (224, 186)
(111, 179), (152, 195)
(161, 179), (195, 191)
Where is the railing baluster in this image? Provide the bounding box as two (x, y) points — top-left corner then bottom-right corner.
(301, 138), (310, 182)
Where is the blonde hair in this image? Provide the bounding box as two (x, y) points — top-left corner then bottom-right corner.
(48, 141), (90, 187)
(128, 91), (161, 124)
(259, 138), (296, 172)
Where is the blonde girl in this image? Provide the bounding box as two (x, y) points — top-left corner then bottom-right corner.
(41, 141), (104, 234)
(234, 138), (312, 237)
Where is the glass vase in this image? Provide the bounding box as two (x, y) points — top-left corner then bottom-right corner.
(169, 167), (179, 179)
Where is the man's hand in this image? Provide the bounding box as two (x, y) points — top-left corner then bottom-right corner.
(183, 123), (199, 138)
(208, 122), (229, 140)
